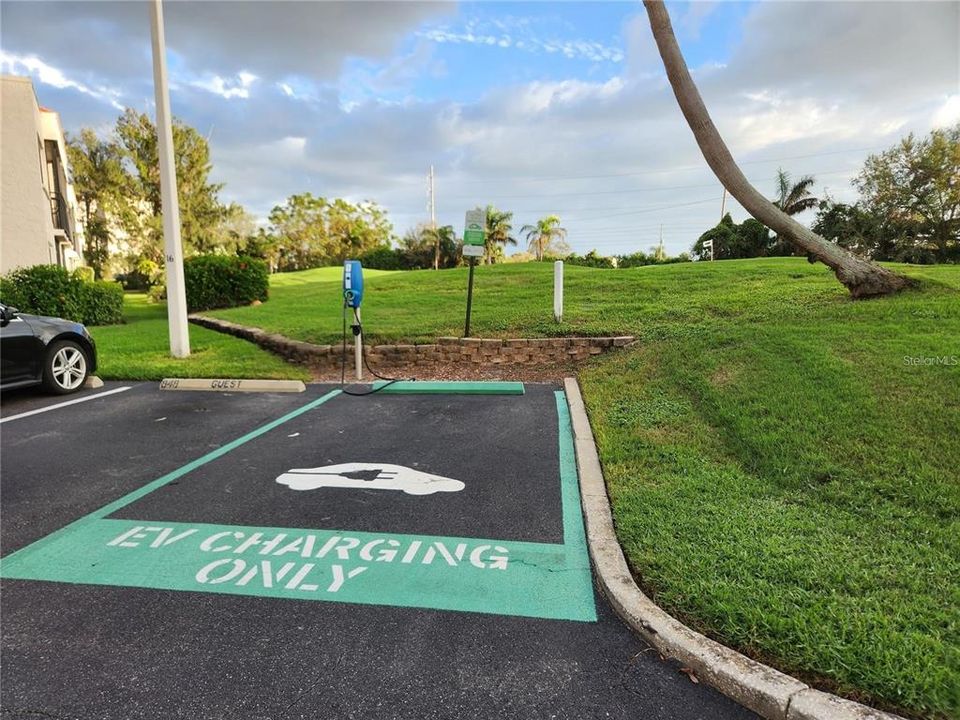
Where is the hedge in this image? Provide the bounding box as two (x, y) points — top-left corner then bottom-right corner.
(0, 264), (123, 325)
(183, 255), (268, 311)
(360, 245), (407, 270)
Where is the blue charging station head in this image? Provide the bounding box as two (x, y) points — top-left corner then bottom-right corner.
(343, 260), (364, 308)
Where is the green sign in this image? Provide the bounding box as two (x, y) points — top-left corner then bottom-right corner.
(0, 390), (596, 622)
(463, 209), (486, 251)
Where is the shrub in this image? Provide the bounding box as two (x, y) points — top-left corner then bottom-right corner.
(146, 285), (167, 304)
(183, 255), (268, 311)
(73, 266), (95, 283)
(77, 280), (124, 325)
(360, 245), (406, 271)
(0, 264), (123, 325)
(0, 265), (82, 320)
(565, 250), (615, 268)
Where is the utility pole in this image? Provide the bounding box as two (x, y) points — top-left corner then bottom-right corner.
(149, 0), (189, 358)
(429, 165), (437, 270)
(720, 187), (727, 222)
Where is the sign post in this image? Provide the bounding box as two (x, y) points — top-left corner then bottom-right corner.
(462, 209), (486, 338)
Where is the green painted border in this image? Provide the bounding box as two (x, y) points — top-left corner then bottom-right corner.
(1, 388), (596, 621)
(370, 381), (524, 395)
(0, 388), (344, 557)
(555, 391), (588, 549)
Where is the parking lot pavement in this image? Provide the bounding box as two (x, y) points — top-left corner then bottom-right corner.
(0, 381), (756, 719)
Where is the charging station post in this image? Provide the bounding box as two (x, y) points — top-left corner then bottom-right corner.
(462, 208), (486, 337)
(343, 260), (364, 380)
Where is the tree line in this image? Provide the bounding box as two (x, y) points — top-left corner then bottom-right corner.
(66, 110), (585, 280)
(690, 126), (958, 264)
(66, 110), (399, 282)
(69, 108), (956, 284)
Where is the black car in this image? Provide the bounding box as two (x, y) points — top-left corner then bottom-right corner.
(0, 303), (97, 394)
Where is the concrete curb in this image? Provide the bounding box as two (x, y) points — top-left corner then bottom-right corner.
(562, 377), (905, 720)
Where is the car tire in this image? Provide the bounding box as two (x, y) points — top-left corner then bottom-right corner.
(41, 340), (89, 395)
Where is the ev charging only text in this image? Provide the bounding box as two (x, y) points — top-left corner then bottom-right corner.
(106, 526), (510, 595)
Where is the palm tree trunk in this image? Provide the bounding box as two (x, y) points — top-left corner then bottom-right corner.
(643, 0), (910, 298)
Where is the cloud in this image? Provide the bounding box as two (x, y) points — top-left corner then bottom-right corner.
(0, 50), (124, 109)
(2, 0), (956, 258)
(677, 1), (720, 41)
(0, 1), (454, 81)
(191, 71), (258, 100)
(420, 24), (624, 64)
(721, 0), (958, 104)
(933, 95), (960, 129)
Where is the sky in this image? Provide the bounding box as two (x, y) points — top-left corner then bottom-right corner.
(2, 0), (958, 257)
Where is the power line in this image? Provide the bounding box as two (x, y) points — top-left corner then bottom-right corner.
(440, 146), (880, 185)
(563, 196), (720, 221)
(441, 168), (856, 203)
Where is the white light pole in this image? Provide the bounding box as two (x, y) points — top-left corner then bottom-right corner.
(150, 0), (190, 358)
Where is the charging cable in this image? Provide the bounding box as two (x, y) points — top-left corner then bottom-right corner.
(339, 302), (413, 396)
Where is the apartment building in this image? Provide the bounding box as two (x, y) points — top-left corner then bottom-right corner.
(1, 75), (85, 274)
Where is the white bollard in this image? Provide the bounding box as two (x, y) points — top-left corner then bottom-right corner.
(554, 260), (564, 323)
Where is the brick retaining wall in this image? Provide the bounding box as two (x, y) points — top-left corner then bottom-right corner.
(189, 315), (634, 368)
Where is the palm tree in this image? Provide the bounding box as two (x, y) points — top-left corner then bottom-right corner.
(642, 0), (909, 297)
(771, 169), (818, 255)
(773, 169), (818, 216)
(521, 215), (567, 261)
(484, 205), (517, 265)
(423, 225), (459, 269)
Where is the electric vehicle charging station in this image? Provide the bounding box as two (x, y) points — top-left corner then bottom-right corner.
(343, 260), (364, 381)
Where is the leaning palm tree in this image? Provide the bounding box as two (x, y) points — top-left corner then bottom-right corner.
(773, 169), (818, 216)
(484, 205), (517, 265)
(521, 215), (567, 261)
(643, 0), (909, 297)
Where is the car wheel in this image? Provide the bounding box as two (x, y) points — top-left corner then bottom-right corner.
(42, 340), (89, 395)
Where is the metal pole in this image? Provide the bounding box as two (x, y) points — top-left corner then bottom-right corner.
(354, 307), (362, 381)
(720, 187), (727, 222)
(464, 258), (476, 338)
(149, 0), (189, 358)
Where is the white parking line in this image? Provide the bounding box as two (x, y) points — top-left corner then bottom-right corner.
(0, 386), (132, 424)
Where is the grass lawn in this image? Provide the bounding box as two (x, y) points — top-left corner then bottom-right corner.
(89, 293), (308, 381)
(212, 258), (958, 718)
(102, 260), (957, 717)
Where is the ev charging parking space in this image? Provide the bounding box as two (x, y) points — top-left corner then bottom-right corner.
(0, 380), (755, 719)
(2, 385), (593, 621)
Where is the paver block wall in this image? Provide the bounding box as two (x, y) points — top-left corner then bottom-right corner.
(189, 315), (633, 368)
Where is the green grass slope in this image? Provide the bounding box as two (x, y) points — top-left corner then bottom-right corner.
(163, 259), (960, 715)
(91, 294), (308, 381)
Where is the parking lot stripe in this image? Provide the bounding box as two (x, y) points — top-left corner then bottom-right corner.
(0, 386), (132, 424)
(91, 388), (344, 520)
(1, 387), (598, 621)
(0, 388), (343, 558)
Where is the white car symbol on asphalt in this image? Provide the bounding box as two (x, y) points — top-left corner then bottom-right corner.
(275, 463), (465, 496)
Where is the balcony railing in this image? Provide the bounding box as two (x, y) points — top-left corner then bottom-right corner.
(49, 191), (71, 242)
